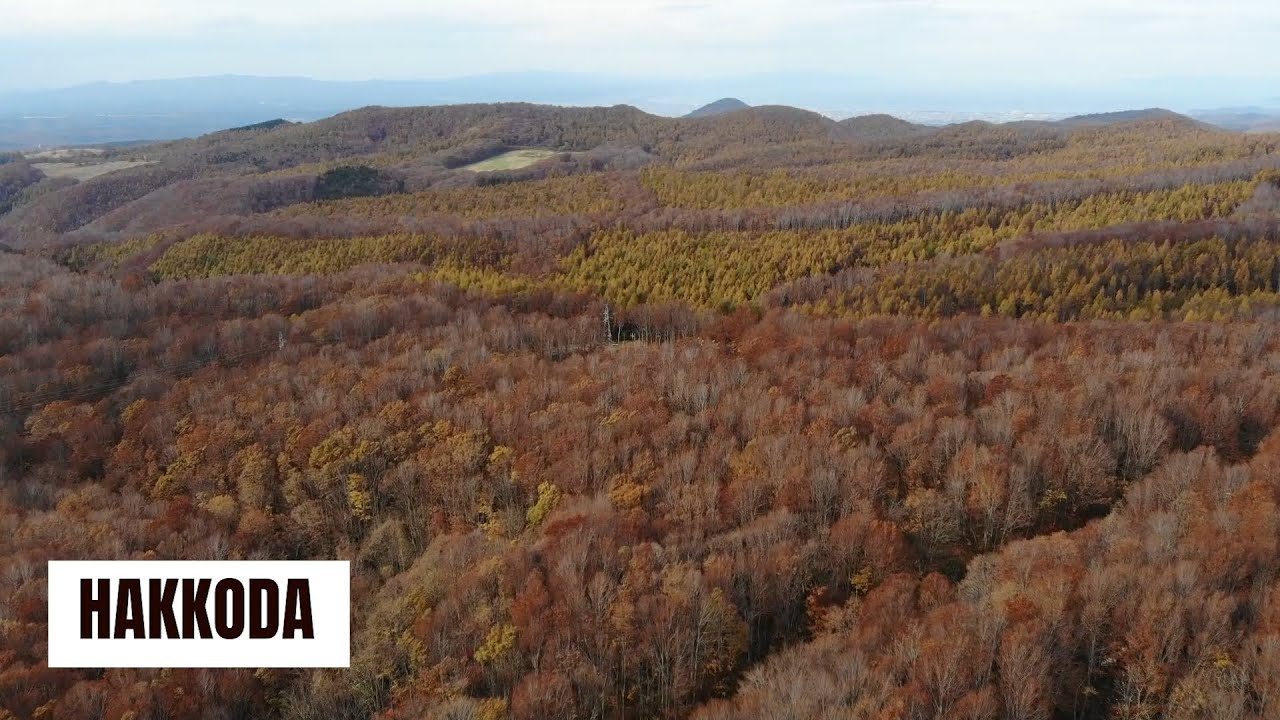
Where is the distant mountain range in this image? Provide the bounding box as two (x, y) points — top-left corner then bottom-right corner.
(1188, 106), (1280, 133)
(0, 74), (660, 149)
(680, 101), (1212, 139)
(2, 74), (1278, 149)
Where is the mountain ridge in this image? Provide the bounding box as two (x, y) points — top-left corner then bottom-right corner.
(0, 100), (1263, 249)
(0, 74), (1262, 149)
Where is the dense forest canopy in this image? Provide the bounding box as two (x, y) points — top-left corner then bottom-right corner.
(4, 101), (1280, 720)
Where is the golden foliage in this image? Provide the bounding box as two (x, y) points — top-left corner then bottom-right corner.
(151, 232), (504, 279)
(474, 624), (517, 665)
(525, 482), (562, 527)
(810, 235), (1280, 321)
(275, 174), (620, 220)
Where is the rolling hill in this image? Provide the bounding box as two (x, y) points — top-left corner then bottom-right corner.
(1, 100), (1272, 250)
(685, 98), (751, 118)
(1055, 107), (1213, 129)
(837, 113), (931, 141)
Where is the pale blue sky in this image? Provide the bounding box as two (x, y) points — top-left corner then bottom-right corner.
(1, 0), (1277, 108)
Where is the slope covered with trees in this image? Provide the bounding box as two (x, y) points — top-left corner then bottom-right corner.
(4, 101), (1280, 720)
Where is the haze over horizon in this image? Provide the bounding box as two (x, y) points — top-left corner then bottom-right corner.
(2, 0), (1278, 112)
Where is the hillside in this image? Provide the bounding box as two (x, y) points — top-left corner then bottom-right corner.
(1056, 107), (1209, 128)
(838, 113), (931, 141)
(685, 98), (752, 118)
(6, 100), (1280, 719)
(3, 101), (1255, 248)
(0, 102), (842, 246)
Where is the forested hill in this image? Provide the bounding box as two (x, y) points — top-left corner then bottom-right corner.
(685, 98), (752, 118)
(0, 102), (1241, 250)
(1057, 107), (1215, 128)
(837, 113), (930, 141)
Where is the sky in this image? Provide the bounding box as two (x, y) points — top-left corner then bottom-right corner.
(1, 0), (1277, 109)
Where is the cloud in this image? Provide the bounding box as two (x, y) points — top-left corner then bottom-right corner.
(4, 0), (1275, 40)
(0, 0), (1226, 34)
(1, 0), (1276, 97)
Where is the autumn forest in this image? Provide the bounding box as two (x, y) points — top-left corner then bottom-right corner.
(4, 102), (1280, 719)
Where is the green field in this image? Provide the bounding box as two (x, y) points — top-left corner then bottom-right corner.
(461, 148), (556, 172)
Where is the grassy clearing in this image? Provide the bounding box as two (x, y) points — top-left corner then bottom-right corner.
(461, 149), (556, 172)
(32, 160), (153, 181)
